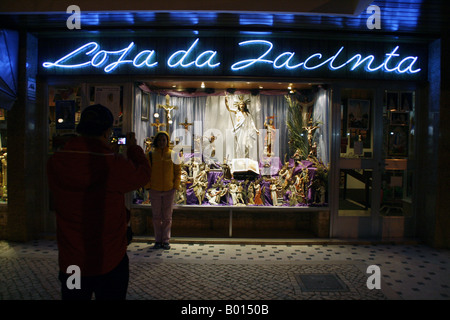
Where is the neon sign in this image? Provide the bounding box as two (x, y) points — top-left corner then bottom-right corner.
(42, 38), (422, 75)
(230, 40), (420, 74)
(42, 41), (158, 73)
(167, 38), (220, 68)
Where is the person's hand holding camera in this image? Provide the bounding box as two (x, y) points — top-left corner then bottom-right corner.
(126, 132), (137, 147)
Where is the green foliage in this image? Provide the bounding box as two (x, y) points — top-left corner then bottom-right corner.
(285, 95), (308, 159)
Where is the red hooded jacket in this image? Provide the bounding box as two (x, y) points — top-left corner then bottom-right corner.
(47, 137), (151, 276)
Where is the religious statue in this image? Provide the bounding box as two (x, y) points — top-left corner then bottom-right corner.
(151, 118), (166, 133)
(288, 183), (299, 206)
(179, 117), (193, 147)
(236, 182), (246, 206)
(247, 182), (255, 205)
(221, 157), (232, 180)
(175, 166), (191, 205)
(225, 95), (259, 159)
(189, 158), (200, 179)
(269, 178), (281, 206)
(298, 95), (317, 126)
(253, 180), (265, 206)
(175, 182), (188, 205)
(264, 116), (276, 157)
(144, 137), (153, 153)
(203, 133), (220, 168)
(158, 94), (178, 130)
(206, 177), (228, 205)
(278, 164), (293, 190)
(298, 167), (310, 203)
(193, 135), (202, 155)
(303, 120), (320, 151)
(190, 170), (208, 205)
(228, 180), (238, 205)
(206, 187), (221, 205)
(313, 183), (326, 205)
(180, 117), (193, 131)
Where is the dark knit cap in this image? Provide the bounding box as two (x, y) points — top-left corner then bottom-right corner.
(76, 104), (114, 136)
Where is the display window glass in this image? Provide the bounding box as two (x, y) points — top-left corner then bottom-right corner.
(381, 91), (415, 216)
(48, 84), (125, 152)
(339, 89), (374, 217)
(48, 85), (83, 152)
(132, 83), (331, 208)
(338, 88), (416, 218)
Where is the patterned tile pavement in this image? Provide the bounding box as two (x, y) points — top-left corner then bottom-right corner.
(1, 238), (450, 302)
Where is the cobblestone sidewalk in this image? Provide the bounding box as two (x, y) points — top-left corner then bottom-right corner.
(1, 239), (449, 301)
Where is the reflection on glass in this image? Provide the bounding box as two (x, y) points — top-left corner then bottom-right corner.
(339, 169), (372, 216)
(340, 90), (373, 159)
(381, 91), (415, 216)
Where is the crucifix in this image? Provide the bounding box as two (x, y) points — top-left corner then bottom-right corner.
(180, 117), (193, 131)
(157, 94), (178, 130)
(151, 118), (166, 133)
(179, 117), (193, 148)
(303, 119), (320, 150)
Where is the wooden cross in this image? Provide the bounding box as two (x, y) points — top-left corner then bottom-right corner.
(180, 117), (193, 131)
(151, 118), (166, 132)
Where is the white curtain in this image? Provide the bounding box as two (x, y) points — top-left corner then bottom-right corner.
(133, 88), (330, 165)
(313, 88), (330, 165)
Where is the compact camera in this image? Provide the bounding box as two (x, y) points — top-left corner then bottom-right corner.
(117, 135), (127, 145)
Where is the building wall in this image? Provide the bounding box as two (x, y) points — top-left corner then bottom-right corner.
(5, 32), (49, 241)
(434, 32), (450, 248)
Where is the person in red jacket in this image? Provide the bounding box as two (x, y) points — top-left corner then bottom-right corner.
(47, 104), (151, 300)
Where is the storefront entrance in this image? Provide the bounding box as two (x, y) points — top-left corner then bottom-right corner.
(45, 80), (418, 240)
(40, 30), (425, 241)
(330, 84), (417, 239)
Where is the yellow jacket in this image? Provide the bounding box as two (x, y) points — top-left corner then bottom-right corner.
(145, 146), (181, 191)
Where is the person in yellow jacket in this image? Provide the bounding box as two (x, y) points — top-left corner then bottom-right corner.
(146, 131), (181, 250)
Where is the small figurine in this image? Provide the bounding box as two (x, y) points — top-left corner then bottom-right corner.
(190, 179), (208, 205)
(221, 157), (232, 180)
(175, 182), (188, 205)
(228, 180), (239, 205)
(236, 182), (246, 206)
(288, 183), (298, 206)
(278, 161), (290, 190)
(206, 187), (221, 205)
(254, 181), (265, 206)
(264, 116), (276, 157)
(190, 164), (209, 205)
(270, 178), (280, 206)
(247, 182), (255, 205)
(144, 137), (153, 154)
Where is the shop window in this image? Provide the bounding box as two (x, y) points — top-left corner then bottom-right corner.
(48, 85), (82, 152)
(338, 89), (416, 217)
(48, 85), (124, 152)
(87, 85), (124, 129)
(380, 91), (415, 216)
(132, 85), (330, 208)
(339, 89), (374, 217)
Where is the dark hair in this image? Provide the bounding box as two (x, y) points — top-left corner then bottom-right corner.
(76, 104), (114, 136)
(153, 131), (169, 143)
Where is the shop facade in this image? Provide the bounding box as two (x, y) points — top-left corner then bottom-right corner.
(0, 4), (448, 247)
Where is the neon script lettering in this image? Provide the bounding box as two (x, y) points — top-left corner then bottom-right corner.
(231, 40), (420, 74)
(43, 38), (421, 75)
(43, 42), (158, 73)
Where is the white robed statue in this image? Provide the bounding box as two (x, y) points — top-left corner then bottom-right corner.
(225, 95), (259, 159)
